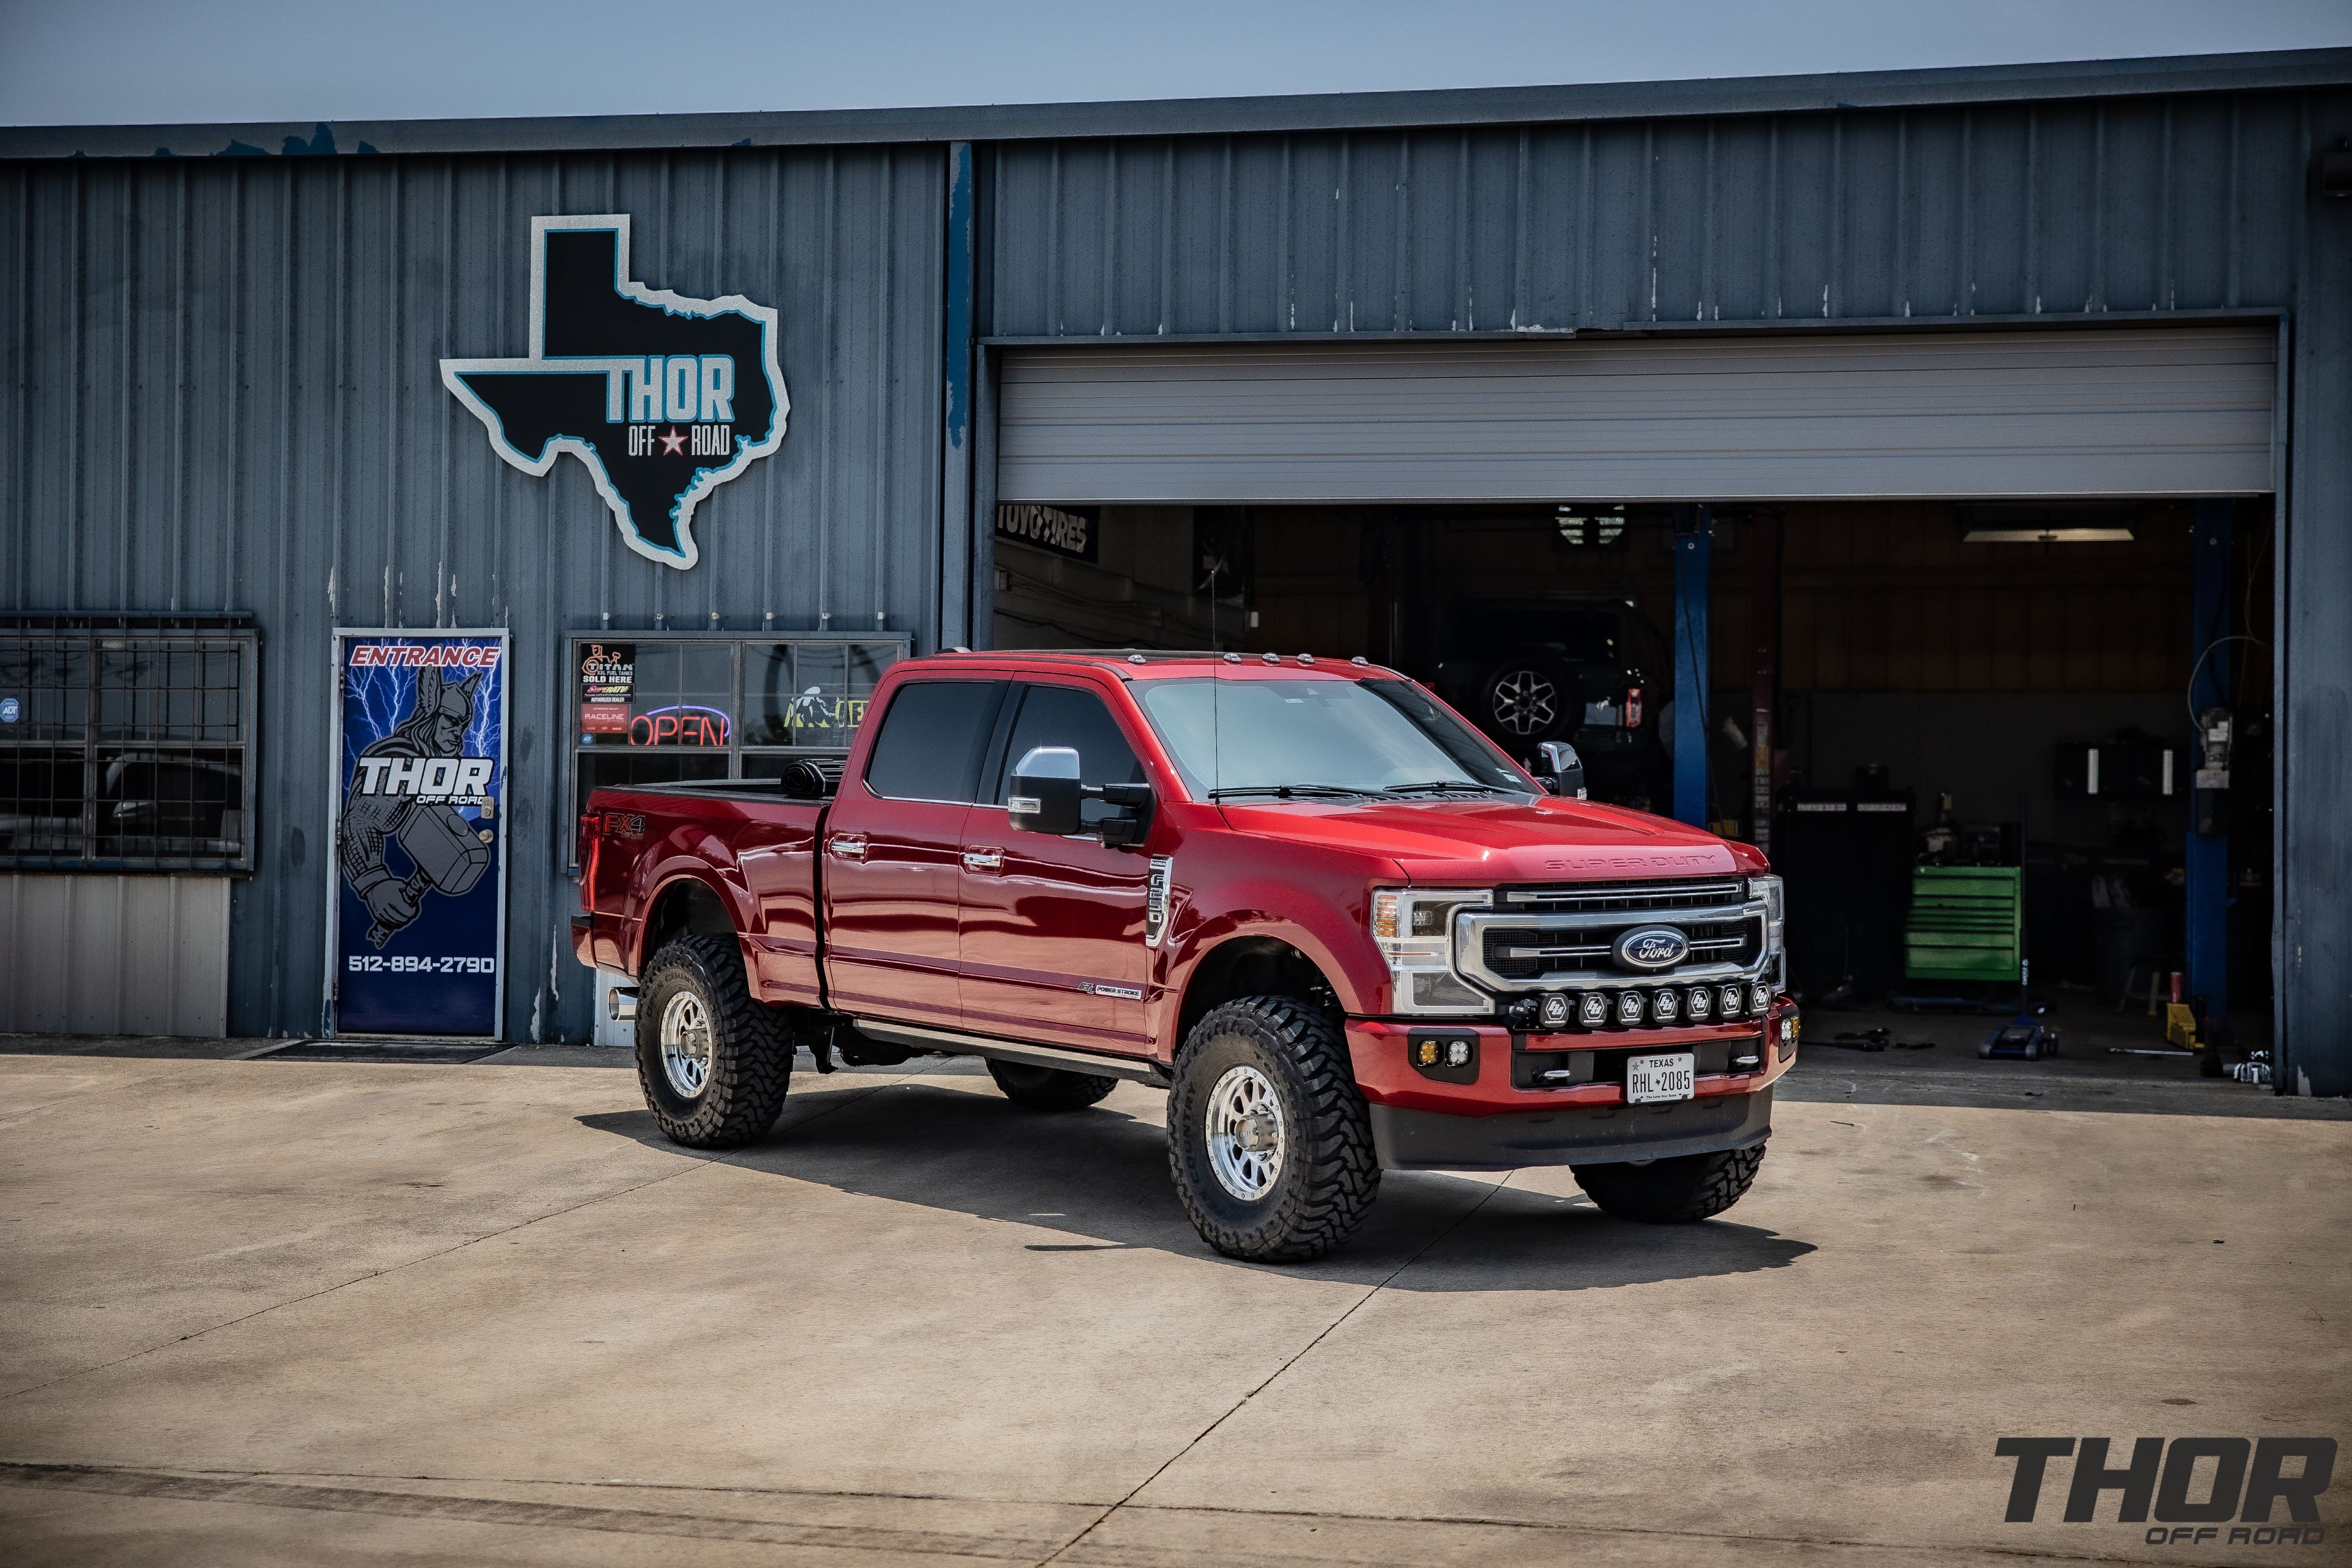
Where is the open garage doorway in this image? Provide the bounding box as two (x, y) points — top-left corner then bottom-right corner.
(989, 496), (2277, 1056)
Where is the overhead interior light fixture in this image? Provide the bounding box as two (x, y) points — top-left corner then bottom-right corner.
(1555, 504), (1628, 548)
(1956, 502), (2139, 545)
(1961, 526), (2136, 544)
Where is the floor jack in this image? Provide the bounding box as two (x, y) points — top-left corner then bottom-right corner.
(1979, 1011), (2062, 1060)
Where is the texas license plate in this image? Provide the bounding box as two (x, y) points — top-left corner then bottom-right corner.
(1627, 1051), (1696, 1104)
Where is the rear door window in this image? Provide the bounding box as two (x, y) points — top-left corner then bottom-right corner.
(863, 680), (1006, 803)
(993, 684), (1144, 827)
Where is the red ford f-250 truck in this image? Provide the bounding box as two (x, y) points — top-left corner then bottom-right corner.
(574, 650), (1799, 1262)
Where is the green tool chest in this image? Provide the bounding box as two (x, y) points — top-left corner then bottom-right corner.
(1904, 866), (2023, 984)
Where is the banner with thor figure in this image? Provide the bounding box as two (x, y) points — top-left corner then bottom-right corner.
(329, 630), (509, 1037)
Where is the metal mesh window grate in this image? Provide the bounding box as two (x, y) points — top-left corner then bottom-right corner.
(0, 617), (258, 871)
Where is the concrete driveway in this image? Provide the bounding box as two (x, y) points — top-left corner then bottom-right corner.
(2, 1041), (2347, 1566)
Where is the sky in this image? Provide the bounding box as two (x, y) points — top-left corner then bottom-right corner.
(4, 0), (2350, 127)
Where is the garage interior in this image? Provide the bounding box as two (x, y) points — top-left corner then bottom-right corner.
(988, 326), (2278, 1064)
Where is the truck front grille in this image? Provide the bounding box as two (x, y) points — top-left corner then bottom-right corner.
(1454, 876), (1770, 997)
(1481, 917), (1758, 981)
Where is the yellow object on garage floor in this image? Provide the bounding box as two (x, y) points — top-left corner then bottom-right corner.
(2164, 1001), (2203, 1048)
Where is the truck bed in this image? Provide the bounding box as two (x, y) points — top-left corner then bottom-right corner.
(579, 775), (833, 1007)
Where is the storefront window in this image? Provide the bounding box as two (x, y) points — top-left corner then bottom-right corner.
(0, 618), (257, 871)
(569, 634), (903, 865)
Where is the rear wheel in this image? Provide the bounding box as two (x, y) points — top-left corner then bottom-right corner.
(1572, 1143), (1766, 1223)
(986, 1058), (1118, 1111)
(1167, 998), (1379, 1262)
(634, 934), (793, 1149)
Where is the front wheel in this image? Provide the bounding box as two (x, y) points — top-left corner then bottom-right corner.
(1572, 1143), (1766, 1223)
(1167, 998), (1379, 1262)
(634, 934), (793, 1149)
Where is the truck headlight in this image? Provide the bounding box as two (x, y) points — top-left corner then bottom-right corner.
(1751, 874), (1785, 952)
(1372, 888), (1491, 1015)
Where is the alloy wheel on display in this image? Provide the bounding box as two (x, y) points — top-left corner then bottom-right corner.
(1491, 668), (1558, 737)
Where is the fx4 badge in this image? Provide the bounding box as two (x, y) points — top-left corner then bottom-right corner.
(440, 215), (787, 570)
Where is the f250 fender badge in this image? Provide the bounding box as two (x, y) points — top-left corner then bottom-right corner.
(1614, 925), (1689, 971)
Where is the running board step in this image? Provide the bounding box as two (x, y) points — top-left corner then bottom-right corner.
(851, 1019), (1170, 1085)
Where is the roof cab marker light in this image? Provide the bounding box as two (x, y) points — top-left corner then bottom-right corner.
(1224, 652), (1242, 663)
(1261, 651), (1279, 664)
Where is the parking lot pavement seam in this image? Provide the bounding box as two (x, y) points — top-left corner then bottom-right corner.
(0, 1462), (1064, 1562)
(0, 1149), (726, 1409)
(1059, 1505), (2185, 1568)
(1035, 1174), (1514, 1566)
(15, 1463), (1118, 1510)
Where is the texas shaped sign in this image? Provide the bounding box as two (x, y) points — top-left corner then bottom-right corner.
(441, 215), (787, 570)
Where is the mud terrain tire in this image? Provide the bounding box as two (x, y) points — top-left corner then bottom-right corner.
(635, 934), (793, 1149)
(1572, 1142), (1766, 1223)
(1168, 997), (1379, 1262)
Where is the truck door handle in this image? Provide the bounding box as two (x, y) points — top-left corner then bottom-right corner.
(961, 847), (1004, 872)
(828, 834), (868, 861)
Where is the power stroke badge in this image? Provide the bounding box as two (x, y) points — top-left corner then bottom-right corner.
(441, 214), (787, 570)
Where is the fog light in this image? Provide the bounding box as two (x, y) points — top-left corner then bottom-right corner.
(1652, 988), (1680, 1022)
(1686, 985), (1712, 1021)
(1538, 992), (1572, 1030)
(1749, 982), (1772, 1017)
(1446, 1040), (1472, 1068)
(1720, 983), (1745, 1018)
(1579, 992), (1609, 1027)
(1616, 991), (1643, 1025)
(1415, 1039), (1442, 1068)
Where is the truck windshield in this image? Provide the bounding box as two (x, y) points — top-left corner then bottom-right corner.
(1136, 677), (1532, 800)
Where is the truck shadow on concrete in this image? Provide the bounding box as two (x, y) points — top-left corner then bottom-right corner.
(576, 1074), (1816, 1292)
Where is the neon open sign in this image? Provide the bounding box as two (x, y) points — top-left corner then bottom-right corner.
(629, 705), (730, 747)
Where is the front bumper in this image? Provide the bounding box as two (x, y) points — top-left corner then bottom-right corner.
(1344, 1005), (1798, 1171)
(1371, 1087), (1773, 1172)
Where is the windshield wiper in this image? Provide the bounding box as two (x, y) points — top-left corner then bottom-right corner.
(1384, 780), (1512, 795)
(1207, 784), (1369, 801)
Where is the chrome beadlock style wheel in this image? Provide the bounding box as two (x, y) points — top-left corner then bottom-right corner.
(1491, 668), (1558, 737)
(1204, 1064), (1287, 1201)
(659, 989), (714, 1099)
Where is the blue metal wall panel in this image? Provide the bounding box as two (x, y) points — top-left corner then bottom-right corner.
(0, 147), (947, 1042)
(989, 96), (2323, 337)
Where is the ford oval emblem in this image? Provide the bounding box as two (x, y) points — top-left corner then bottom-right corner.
(1614, 925), (1690, 972)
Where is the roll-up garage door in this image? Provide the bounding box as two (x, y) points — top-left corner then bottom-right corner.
(997, 326), (2275, 503)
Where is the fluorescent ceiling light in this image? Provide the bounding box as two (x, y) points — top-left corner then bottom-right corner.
(1962, 527), (2136, 544)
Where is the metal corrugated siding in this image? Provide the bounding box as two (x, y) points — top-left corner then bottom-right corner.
(997, 327), (2276, 502)
(987, 97), (2311, 337)
(0, 147), (947, 1042)
(0, 874), (232, 1035)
